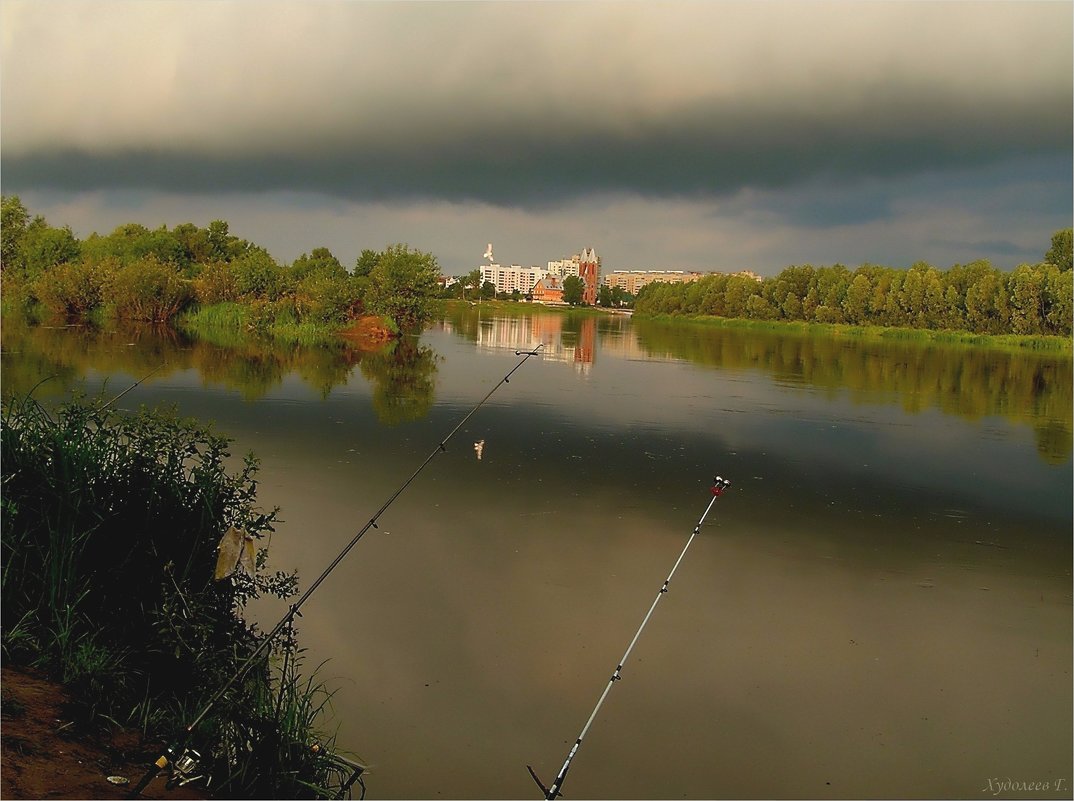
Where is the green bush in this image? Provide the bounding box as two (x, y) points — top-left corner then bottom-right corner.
(1, 397), (345, 797)
(32, 259), (112, 318)
(107, 256), (193, 321)
(295, 272), (362, 325)
(193, 260), (240, 305)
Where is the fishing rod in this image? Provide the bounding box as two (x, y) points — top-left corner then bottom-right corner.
(128, 343), (545, 799)
(528, 475), (732, 800)
(99, 363), (165, 410)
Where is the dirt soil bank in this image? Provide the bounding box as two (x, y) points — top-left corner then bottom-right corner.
(337, 315), (396, 349)
(1, 666), (206, 800)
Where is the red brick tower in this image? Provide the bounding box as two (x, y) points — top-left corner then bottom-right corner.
(579, 247), (599, 306)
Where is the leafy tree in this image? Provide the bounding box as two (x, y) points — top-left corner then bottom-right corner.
(81, 223), (183, 267)
(17, 220), (81, 275)
(294, 272), (360, 325)
(232, 247), (285, 301)
(963, 266), (1007, 334)
(1, 195), (30, 270)
(463, 268), (482, 301)
(842, 272), (872, 325)
(1045, 228), (1072, 272)
(291, 247), (345, 282)
(366, 243), (441, 330)
(767, 264), (814, 320)
(480, 280), (496, 300)
(1042, 265), (1073, 334)
(1007, 264), (1044, 335)
(745, 293), (778, 320)
(724, 275), (760, 318)
(598, 284), (613, 307)
(354, 249), (381, 278)
(207, 220), (235, 261)
(562, 275), (584, 305)
(172, 222), (213, 268)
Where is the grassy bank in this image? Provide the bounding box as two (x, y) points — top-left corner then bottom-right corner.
(177, 301), (343, 347)
(634, 312), (1073, 354)
(178, 301), (400, 349)
(0, 396), (356, 798)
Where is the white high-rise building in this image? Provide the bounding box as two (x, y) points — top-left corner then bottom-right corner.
(546, 256), (581, 279)
(479, 263), (548, 295)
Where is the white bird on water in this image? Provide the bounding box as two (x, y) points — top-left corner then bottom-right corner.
(474, 439), (485, 460)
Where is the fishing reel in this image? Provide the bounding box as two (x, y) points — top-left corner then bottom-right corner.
(165, 748), (208, 789)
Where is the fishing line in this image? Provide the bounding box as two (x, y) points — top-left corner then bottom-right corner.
(99, 363), (165, 410)
(128, 343), (544, 798)
(528, 475), (732, 800)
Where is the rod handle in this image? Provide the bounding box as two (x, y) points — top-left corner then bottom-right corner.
(126, 754), (169, 799)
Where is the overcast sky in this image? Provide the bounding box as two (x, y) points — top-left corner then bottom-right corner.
(1, 1), (1070, 276)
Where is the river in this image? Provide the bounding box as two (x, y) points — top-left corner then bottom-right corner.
(2, 307), (1071, 799)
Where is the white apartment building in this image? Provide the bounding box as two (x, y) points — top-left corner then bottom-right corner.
(479, 263), (548, 295)
(603, 270), (704, 295)
(546, 256), (581, 279)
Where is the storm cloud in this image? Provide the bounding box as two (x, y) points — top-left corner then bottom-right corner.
(1, 1), (1070, 273)
(3, 2), (1070, 204)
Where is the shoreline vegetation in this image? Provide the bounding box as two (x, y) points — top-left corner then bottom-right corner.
(631, 312), (1072, 354)
(0, 396), (359, 798)
(1, 195), (1070, 352)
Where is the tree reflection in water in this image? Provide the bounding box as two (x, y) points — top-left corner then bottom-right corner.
(0, 315), (441, 426)
(631, 318), (1073, 465)
(358, 337), (440, 425)
(1, 311), (1069, 463)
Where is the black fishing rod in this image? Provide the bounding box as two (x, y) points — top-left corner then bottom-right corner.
(128, 344), (544, 799)
(99, 363), (165, 410)
(528, 475), (732, 800)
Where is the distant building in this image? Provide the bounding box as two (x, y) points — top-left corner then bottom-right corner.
(733, 270), (764, 283)
(603, 270), (705, 295)
(579, 247), (600, 306)
(546, 256), (581, 278)
(532, 275), (564, 304)
(603, 268), (763, 294)
(479, 263), (546, 295)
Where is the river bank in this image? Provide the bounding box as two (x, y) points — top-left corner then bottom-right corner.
(1, 666), (207, 800)
(0, 397), (347, 799)
(633, 312), (1073, 353)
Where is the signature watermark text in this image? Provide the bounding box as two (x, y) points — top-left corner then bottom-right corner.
(981, 777), (1068, 796)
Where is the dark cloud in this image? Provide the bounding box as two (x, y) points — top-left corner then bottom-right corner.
(4, 84), (1069, 208)
(3, 2), (1070, 274)
(2, 2), (1070, 209)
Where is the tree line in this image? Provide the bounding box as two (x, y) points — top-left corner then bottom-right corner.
(634, 229), (1072, 338)
(0, 195), (442, 332)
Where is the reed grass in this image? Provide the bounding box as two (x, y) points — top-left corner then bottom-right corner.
(178, 301), (348, 347)
(0, 395), (351, 798)
(636, 313), (1072, 354)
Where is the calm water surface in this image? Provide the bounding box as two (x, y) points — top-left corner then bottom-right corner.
(2, 309), (1071, 799)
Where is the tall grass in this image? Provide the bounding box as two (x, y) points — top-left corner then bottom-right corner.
(178, 301), (348, 347)
(636, 313), (1073, 354)
(1, 396), (352, 797)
